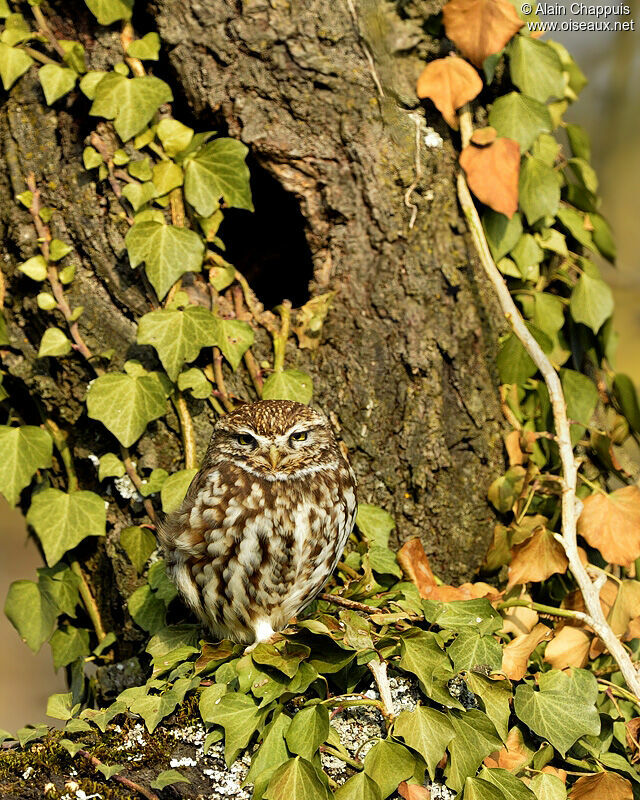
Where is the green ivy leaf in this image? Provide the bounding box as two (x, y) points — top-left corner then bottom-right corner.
(514, 672), (600, 756)
(590, 213), (616, 262)
(49, 626), (90, 669)
(334, 772), (382, 800)
(201, 691), (263, 766)
(128, 157), (152, 182)
(46, 692), (77, 721)
(356, 504), (395, 548)
(518, 157), (561, 225)
(90, 73), (172, 142)
(529, 773), (567, 800)
(137, 306), (222, 381)
(4, 579), (57, 652)
(496, 325), (552, 385)
(152, 161), (183, 195)
(184, 138), (253, 216)
(126, 32), (161, 61)
(566, 123), (591, 161)
(463, 777), (507, 800)
(212, 318), (254, 371)
(125, 220), (204, 299)
(570, 272), (614, 333)
(140, 467), (168, 496)
(97, 452), (125, 481)
(511, 234), (543, 282)
(96, 763), (125, 780)
(397, 629), (452, 698)
(178, 367), (211, 399)
(38, 64), (77, 104)
(532, 133), (560, 167)
(394, 706), (454, 780)
(446, 710), (503, 792)
(284, 705), (329, 760)
(0, 425), (52, 506)
(556, 207), (593, 249)
(157, 118), (194, 157)
(122, 180), (156, 211)
(84, 0), (133, 25)
(86, 371), (167, 447)
(79, 70), (107, 99)
(18, 255), (47, 280)
(447, 631), (502, 672)
(262, 369), (313, 404)
(37, 327), (71, 357)
(613, 374), (640, 434)
(488, 92), (552, 152)
(59, 737), (88, 756)
(0, 42), (33, 90)
(264, 756), (332, 800)
(147, 560), (178, 604)
(128, 584), (166, 633)
(478, 766), (537, 800)
(37, 564), (81, 618)
(244, 712), (291, 794)
(150, 769), (190, 790)
(465, 671), (512, 741)
(120, 526), (156, 573)
(160, 468), (198, 513)
(483, 210), (522, 261)
(1, 13), (31, 47)
(509, 36), (564, 102)
(560, 369), (598, 445)
(49, 239), (72, 261)
(363, 740), (416, 800)
(26, 488), (106, 566)
(60, 40), (86, 74)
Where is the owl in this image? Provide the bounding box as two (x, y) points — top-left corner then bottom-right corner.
(158, 399), (357, 646)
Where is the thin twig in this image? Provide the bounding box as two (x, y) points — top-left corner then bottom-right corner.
(318, 592), (379, 614)
(403, 112), (423, 230)
(31, 6), (67, 58)
(367, 658), (395, 719)
(76, 750), (159, 800)
(232, 285), (263, 395)
(120, 446), (157, 523)
(272, 301), (292, 373)
(212, 347), (235, 412)
(120, 22), (145, 77)
(19, 45), (59, 66)
(457, 104), (640, 701)
(319, 745), (363, 770)
(172, 392), (198, 470)
(70, 561), (107, 643)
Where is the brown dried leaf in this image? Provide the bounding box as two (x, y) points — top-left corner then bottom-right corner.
(569, 772), (633, 800)
(398, 782), (431, 800)
(292, 291), (335, 350)
(624, 615), (640, 641)
(484, 726), (533, 771)
(471, 126), (498, 146)
(577, 486), (640, 566)
(504, 430), (523, 467)
(442, 0), (524, 67)
(416, 55), (483, 129)
(423, 581), (499, 602)
(507, 528), (569, 589)
(397, 538), (437, 597)
(542, 767), (567, 782)
(459, 138), (520, 218)
(543, 625), (591, 669)
(502, 622), (553, 680)
(501, 591), (539, 636)
(625, 717), (640, 763)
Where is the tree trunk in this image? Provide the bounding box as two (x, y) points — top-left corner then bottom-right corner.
(0, 0), (505, 667)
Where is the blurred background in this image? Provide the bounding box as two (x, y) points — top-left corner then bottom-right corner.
(1, 18), (639, 730)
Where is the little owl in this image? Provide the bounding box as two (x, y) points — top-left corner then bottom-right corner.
(158, 399), (357, 646)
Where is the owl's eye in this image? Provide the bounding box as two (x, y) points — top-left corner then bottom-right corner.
(235, 433), (257, 447)
(289, 431), (308, 444)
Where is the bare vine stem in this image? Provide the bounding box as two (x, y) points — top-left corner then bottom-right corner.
(76, 749), (159, 800)
(120, 447), (157, 524)
(457, 104), (640, 700)
(172, 392), (198, 470)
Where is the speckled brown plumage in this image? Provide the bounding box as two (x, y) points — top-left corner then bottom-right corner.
(158, 400), (357, 645)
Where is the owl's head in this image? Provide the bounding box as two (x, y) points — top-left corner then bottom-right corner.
(208, 400), (342, 480)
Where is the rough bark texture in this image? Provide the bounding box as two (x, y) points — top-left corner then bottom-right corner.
(0, 0), (506, 668)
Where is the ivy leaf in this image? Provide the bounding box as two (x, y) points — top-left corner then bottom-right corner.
(184, 138), (253, 216)
(120, 526), (156, 573)
(49, 626), (90, 670)
(160, 469), (198, 514)
(460, 137), (520, 218)
(508, 36), (564, 102)
(128, 584), (166, 633)
(126, 32), (160, 61)
(556, 207), (593, 249)
(507, 528), (568, 588)
(510, 234), (543, 282)
(569, 772), (633, 800)
(137, 306), (220, 381)
(201, 691), (263, 766)
(212, 318), (254, 371)
(334, 773), (382, 800)
(90, 73), (173, 142)
(446, 710), (503, 792)
(464, 777), (508, 800)
(561, 368), (598, 445)
(264, 756), (332, 800)
(0, 42), (33, 90)
(363, 740), (416, 800)
(157, 118), (194, 157)
(577, 485), (640, 567)
(96, 763), (124, 780)
(262, 370), (313, 404)
(19, 255), (48, 281)
(84, 0), (133, 25)
(122, 181), (156, 211)
(245, 712), (292, 794)
(27, 488), (106, 566)
(178, 367), (211, 399)
(447, 631), (503, 672)
(518, 157), (561, 225)
(478, 766), (536, 799)
(483, 210), (522, 261)
(397, 629), (452, 698)
(98, 452), (125, 481)
(488, 92), (552, 152)
(529, 773), (567, 800)
(86, 371), (167, 447)
(0, 425), (53, 506)
(416, 55), (483, 128)
(4, 579), (57, 652)
(38, 564), (81, 618)
(441, 0), (523, 67)
(394, 706), (454, 780)
(46, 692), (77, 721)
(613, 374), (640, 434)
(152, 161), (183, 195)
(356, 504), (395, 548)
(38, 327), (72, 357)
(38, 64), (77, 104)
(569, 272), (614, 333)
(590, 213), (616, 263)
(125, 221), (204, 299)
(128, 691), (181, 733)
(429, 598), (502, 634)
(284, 705), (329, 760)
(513, 672), (600, 756)
(150, 769), (190, 790)
(465, 672), (512, 741)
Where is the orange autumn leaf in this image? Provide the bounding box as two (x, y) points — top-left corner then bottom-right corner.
(577, 485), (640, 566)
(543, 625), (591, 670)
(542, 766), (567, 782)
(422, 581), (499, 602)
(484, 726), (532, 771)
(397, 537), (437, 597)
(398, 782), (431, 800)
(625, 615), (640, 641)
(504, 430), (524, 466)
(502, 622), (553, 680)
(442, 0), (524, 67)
(591, 579), (640, 657)
(569, 771), (633, 800)
(501, 590), (539, 636)
(416, 55), (483, 129)
(459, 137), (520, 218)
(471, 126), (498, 146)
(625, 717), (640, 763)
(507, 528), (569, 589)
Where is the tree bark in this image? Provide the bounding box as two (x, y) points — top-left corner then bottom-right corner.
(0, 0), (505, 669)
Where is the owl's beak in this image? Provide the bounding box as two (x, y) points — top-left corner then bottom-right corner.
(268, 445), (281, 470)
